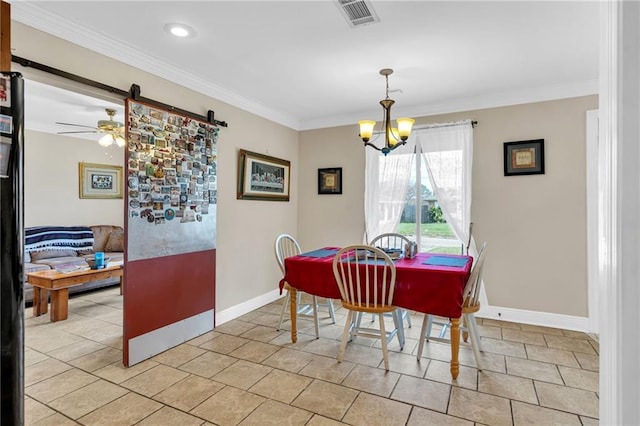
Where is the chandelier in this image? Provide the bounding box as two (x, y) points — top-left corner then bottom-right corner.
(358, 68), (415, 155)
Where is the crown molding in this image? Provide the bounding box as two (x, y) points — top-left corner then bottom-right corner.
(10, 2), (301, 130)
(11, 3), (598, 133)
(299, 78), (599, 131)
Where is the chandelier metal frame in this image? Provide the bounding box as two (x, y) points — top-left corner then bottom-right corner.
(358, 68), (415, 155)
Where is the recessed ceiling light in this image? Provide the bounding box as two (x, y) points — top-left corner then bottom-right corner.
(164, 23), (196, 38)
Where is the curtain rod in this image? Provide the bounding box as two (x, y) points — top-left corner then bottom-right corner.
(414, 120), (478, 130)
(11, 55), (228, 127)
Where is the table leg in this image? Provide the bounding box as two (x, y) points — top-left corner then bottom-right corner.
(450, 317), (461, 379)
(289, 287), (297, 343)
(50, 288), (69, 322)
(32, 287), (48, 316)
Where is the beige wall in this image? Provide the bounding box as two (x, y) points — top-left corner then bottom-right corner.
(14, 22), (299, 312)
(300, 96), (597, 317)
(14, 21), (597, 319)
(298, 125), (366, 249)
(24, 130), (124, 228)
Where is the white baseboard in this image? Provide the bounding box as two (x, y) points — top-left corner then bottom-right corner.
(215, 289), (283, 326)
(215, 289), (593, 334)
(478, 305), (590, 333)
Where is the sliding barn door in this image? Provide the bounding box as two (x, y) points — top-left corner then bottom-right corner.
(123, 99), (218, 365)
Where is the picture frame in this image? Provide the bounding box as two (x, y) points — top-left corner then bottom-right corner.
(237, 149), (290, 201)
(318, 167), (343, 194)
(78, 162), (124, 199)
(503, 139), (545, 176)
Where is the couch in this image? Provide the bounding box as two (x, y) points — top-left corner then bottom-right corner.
(24, 225), (124, 303)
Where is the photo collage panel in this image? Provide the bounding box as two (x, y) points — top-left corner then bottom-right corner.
(126, 100), (218, 226)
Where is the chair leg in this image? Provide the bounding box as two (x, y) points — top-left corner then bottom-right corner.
(402, 308), (412, 328)
(417, 314), (429, 360)
(392, 309), (405, 350)
(378, 313), (390, 371)
(426, 315), (434, 341)
(352, 312), (364, 342)
(464, 314), (483, 370)
(338, 311), (354, 363)
(438, 320), (449, 339)
(278, 290), (291, 331)
(327, 299), (337, 324)
(462, 315), (469, 343)
(468, 314), (483, 352)
(311, 295), (320, 339)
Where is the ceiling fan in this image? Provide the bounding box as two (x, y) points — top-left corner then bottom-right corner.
(56, 108), (126, 147)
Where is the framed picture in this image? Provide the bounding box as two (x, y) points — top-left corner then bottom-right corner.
(237, 149), (290, 201)
(79, 162), (124, 199)
(504, 139), (545, 176)
(318, 167), (342, 194)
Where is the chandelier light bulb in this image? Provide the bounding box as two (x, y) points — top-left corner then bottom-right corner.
(396, 118), (415, 141)
(358, 120), (376, 142)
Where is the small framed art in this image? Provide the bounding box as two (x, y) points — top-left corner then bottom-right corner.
(318, 167), (342, 194)
(504, 139), (545, 176)
(237, 149), (291, 201)
(79, 162), (124, 199)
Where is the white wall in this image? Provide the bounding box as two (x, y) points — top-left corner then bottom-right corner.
(300, 95), (598, 319)
(14, 22), (298, 313)
(24, 130), (124, 228)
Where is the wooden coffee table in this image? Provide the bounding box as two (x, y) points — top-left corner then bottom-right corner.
(26, 265), (123, 322)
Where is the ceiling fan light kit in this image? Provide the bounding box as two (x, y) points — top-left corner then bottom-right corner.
(359, 68), (415, 156)
(99, 133), (125, 148)
(56, 107), (125, 148)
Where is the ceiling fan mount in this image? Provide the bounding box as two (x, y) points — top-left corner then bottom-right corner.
(96, 108), (124, 132)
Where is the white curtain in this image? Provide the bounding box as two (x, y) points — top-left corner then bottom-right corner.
(364, 137), (415, 243)
(415, 120), (476, 256)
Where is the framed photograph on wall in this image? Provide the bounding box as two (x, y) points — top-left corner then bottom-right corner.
(504, 139), (545, 176)
(79, 162), (124, 199)
(237, 149), (290, 201)
(318, 167), (342, 194)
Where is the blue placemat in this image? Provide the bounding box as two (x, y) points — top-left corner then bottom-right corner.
(423, 256), (468, 267)
(299, 249), (339, 258)
(356, 258), (388, 265)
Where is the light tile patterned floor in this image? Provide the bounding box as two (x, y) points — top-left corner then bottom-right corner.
(25, 287), (599, 425)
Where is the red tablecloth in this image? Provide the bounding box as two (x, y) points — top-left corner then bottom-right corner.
(282, 247), (473, 318)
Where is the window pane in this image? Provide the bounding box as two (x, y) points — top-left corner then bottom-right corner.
(395, 154), (462, 254)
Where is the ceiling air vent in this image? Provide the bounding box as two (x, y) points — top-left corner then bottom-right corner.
(335, 0), (380, 28)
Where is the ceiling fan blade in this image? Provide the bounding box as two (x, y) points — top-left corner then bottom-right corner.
(55, 122), (98, 129)
(57, 131), (100, 134)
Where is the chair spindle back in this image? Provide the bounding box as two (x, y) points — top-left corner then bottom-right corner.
(332, 245), (396, 310)
(274, 234), (302, 275)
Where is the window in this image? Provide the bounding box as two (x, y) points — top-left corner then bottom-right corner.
(398, 149), (462, 253)
(364, 120), (474, 255)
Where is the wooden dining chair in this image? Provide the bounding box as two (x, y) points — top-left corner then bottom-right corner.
(332, 245), (398, 370)
(368, 233), (413, 346)
(416, 242), (488, 370)
(274, 234), (336, 338)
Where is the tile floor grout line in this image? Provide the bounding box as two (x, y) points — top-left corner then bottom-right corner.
(24, 289), (600, 425)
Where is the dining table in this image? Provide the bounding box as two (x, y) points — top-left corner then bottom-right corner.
(280, 247), (473, 379)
